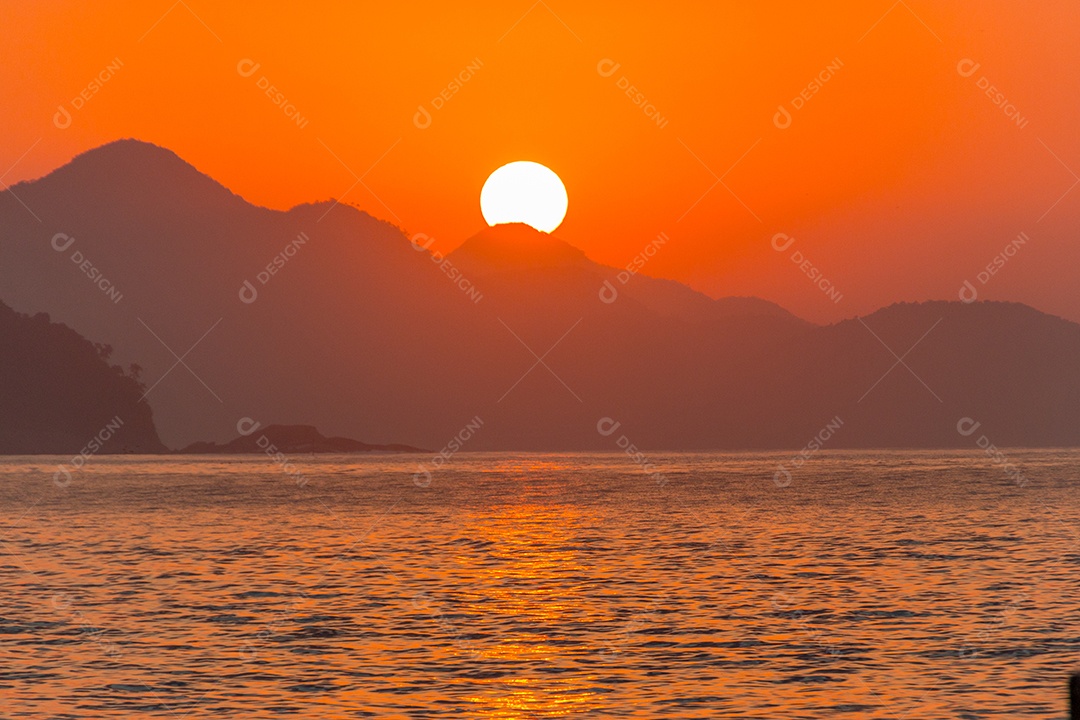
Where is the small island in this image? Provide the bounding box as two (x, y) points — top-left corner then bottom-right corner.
(179, 424), (428, 455)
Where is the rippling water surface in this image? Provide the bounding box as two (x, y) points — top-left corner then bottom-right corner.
(1, 451), (1079, 718)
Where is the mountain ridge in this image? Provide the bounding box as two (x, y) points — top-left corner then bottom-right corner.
(3, 139), (1078, 450)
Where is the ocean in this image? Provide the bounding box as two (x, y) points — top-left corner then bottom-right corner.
(1, 450), (1077, 718)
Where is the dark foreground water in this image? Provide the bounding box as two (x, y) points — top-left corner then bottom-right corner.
(0, 451), (1078, 718)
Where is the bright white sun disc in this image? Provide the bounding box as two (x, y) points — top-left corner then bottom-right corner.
(480, 161), (567, 233)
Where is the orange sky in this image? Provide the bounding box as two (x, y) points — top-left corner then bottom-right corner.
(3, 0), (1079, 323)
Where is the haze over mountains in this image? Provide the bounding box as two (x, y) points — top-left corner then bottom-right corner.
(2, 139), (1079, 451)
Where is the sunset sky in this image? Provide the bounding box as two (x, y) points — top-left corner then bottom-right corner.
(3, 0), (1079, 323)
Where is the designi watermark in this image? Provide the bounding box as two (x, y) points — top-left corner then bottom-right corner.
(51, 593), (122, 657)
(956, 417), (1027, 487)
(599, 231), (669, 304)
(597, 417), (666, 487)
(773, 416), (843, 488)
(413, 416), (484, 487)
(53, 416), (124, 487)
(771, 233), (842, 304)
(411, 233), (482, 304)
(597, 59), (669, 129)
(237, 59), (310, 129)
(239, 231), (309, 304)
(773, 57), (843, 129)
(414, 58), (483, 129)
(958, 231), (1029, 303)
(51, 233), (123, 304)
(53, 58), (123, 129)
(236, 417), (307, 487)
(957, 59), (1029, 130)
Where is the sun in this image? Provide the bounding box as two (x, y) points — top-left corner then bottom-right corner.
(480, 161), (568, 233)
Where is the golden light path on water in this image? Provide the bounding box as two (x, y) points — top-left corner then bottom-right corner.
(0, 451), (1078, 718)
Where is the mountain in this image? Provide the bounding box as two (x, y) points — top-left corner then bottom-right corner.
(3, 139), (1080, 449)
(179, 424), (427, 454)
(450, 223), (802, 324)
(0, 301), (166, 454)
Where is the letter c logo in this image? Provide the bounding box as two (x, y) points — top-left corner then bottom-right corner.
(51, 233), (75, 252)
(597, 58), (621, 78)
(599, 279), (619, 304)
(958, 279), (978, 304)
(413, 467), (432, 488)
(239, 279), (258, 304)
(773, 466), (792, 488)
(236, 417), (261, 436)
(771, 592), (794, 611)
(53, 105), (72, 129)
(410, 233), (435, 252)
(956, 417), (981, 437)
(53, 465), (72, 488)
(773, 105), (792, 129)
(237, 59), (260, 78)
(956, 58), (980, 78)
(597, 417), (621, 437)
(413, 105), (432, 129)
(771, 233), (795, 252)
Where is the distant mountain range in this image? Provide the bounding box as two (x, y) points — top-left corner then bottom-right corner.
(2, 139), (1079, 450)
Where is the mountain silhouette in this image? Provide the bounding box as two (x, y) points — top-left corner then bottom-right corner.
(180, 424), (427, 454)
(3, 139), (1079, 450)
(0, 301), (166, 454)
